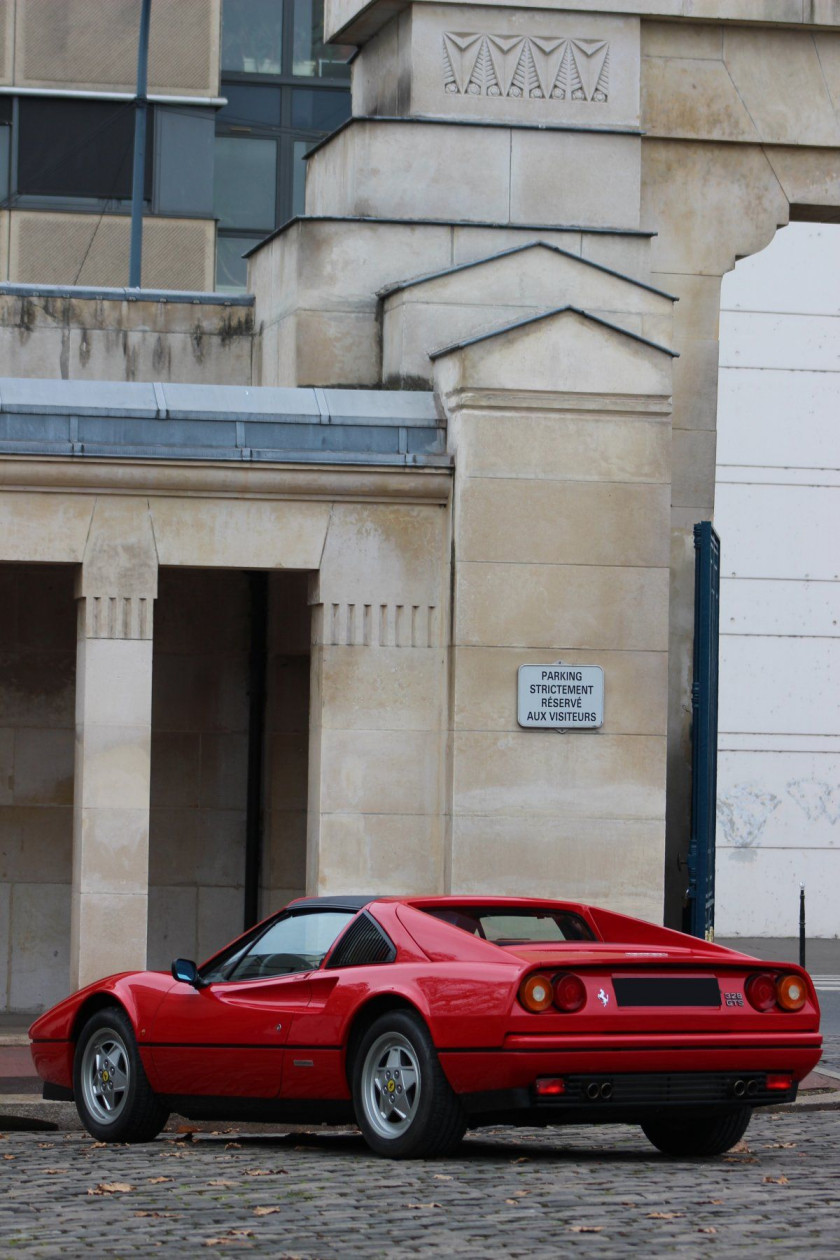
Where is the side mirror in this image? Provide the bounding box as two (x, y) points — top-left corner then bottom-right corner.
(171, 958), (204, 988)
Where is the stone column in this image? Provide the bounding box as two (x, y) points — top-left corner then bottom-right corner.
(305, 495), (451, 897)
(71, 499), (158, 990)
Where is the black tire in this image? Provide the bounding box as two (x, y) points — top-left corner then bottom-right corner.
(351, 1010), (466, 1159)
(641, 1106), (752, 1157)
(73, 1007), (169, 1143)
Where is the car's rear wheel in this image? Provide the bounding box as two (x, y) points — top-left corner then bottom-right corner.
(352, 1010), (466, 1159)
(74, 1007), (169, 1143)
(641, 1106), (752, 1157)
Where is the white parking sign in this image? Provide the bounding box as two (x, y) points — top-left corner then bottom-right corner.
(517, 664), (604, 730)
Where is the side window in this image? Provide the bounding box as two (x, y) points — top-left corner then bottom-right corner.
(326, 912), (396, 968)
(223, 910), (356, 981)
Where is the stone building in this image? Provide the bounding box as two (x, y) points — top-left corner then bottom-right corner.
(2, 0), (840, 1011)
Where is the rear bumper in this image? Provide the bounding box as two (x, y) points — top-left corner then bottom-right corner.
(458, 1070), (798, 1126)
(440, 1034), (821, 1093)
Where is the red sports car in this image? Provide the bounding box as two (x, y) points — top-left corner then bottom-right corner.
(29, 895), (821, 1159)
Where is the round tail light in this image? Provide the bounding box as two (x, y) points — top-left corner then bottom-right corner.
(776, 973), (807, 1011)
(745, 972), (777, 1011)
(519, 973), (554, 1012)
(553, 973), (586, 1013)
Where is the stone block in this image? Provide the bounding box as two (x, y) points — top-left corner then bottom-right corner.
(318, 502), (448, 607)
(149, 807), (199, 885)
(0, 883), (8, 1008)
(642, 21), (723, 60)
(452, 729), (666, 820)
(452, 647), (668, 737)
(76, 638), (153, 728)
(448, 813), (664, 921)
(643, 140), (788, 277)
(147, 885), (198, 972)
(0, 727), (12, 804)
(454, 562), (670, 651)
(448, 408), (670, 484)
(724, 27), (840, 146)
(0, 493), (94, 564)
(149, 498), (332, 571)
(267, 732), (309, 812)
(305, 120), (512, 222)
(151, 732), (200, 809)
(510, 131), (641, 228)
(72, 889), (148, 988)
(13, 726), (74, 805)
(264, 809), (308, 892)
(316, 812), (442, 895)
(319, 728), (441, 815)
(434, 306), (673, 398)
(319, 645), (446, 731)
(456, 477), (670, 568)
(76, 807), (149, 895)
(671, 427), (717, 512)
(152, 652), (249, 735)
(0, 648), (75, 727)
(77, 723), (152, 811)
(289, 308), (380, 388)
(0, 805), (73, 883)
(402, 6), (641, 130)
(197, 886), (243, 962)
(9, 883), (71, 1011)
(642, 56), (759, 142)
(198, 732), (249, 811)
(671, 338), (721, 432)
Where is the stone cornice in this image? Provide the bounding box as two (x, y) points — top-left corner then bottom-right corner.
(0, 455), (453, 505)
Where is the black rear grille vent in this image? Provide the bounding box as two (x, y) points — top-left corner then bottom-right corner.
(327, 913), (396, 968)
(613, 976), (721, 1007)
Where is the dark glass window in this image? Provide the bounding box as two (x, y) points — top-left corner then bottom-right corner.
(18, 99), (153, 200)
(202, 910), (356, 982)
(215, 0), (352, 290)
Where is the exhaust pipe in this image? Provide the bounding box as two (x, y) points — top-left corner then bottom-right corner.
(746, 1079), (759, 1097)
(585, 1082), (601, 1100)
(600, 1082), (613, 1100)
(733, 1079), (747, 1097)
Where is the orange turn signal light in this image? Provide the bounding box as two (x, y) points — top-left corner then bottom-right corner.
(519, 973), (554, 1012)
(776, 973), (807, 1012)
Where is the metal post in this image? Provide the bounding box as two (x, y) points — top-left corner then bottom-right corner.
(129, 0), (152, 288)
(799, 883), (806, 970)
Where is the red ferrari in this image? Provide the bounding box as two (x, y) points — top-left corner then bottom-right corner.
(29, 895), (821, 1159)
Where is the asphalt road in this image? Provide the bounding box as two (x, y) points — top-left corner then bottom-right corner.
(1, 1105), (838, 1258)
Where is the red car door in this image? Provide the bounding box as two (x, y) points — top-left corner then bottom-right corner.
(145, 907), (359, 1098)
(146, 972), (312, 1097)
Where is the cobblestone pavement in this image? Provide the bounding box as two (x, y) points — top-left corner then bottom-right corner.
(1, 1106), (839, 1259)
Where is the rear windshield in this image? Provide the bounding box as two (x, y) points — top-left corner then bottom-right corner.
(422, 906), (595, 944)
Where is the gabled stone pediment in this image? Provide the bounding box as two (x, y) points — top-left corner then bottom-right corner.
(431, 305), (676, 400)
(382, 242), (675, 387)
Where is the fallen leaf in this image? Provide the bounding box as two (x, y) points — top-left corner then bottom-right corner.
(254, 1206), (282, 1217)
(763, 1176), (789, 1185)
(148, 1176), (172, 1184)
(731, 1140), (751, 1153)
(698, 1227), (717, 1235)
(87, 1182), (134, 1195)
(245, 1168), (276, 1177)
(208, 1179), (238, 1188)
(37, 1143), (55, 1149)
(708, 1199), (724, 1205)
(621, 1201), (637, 1207)
(568, 1226), (603, 1234)
(407, 1202), (443, 1210)
(433, 1173), (453, 1181)
(511, 1156), (529, 1164)
(225, 1142), (242, 1150)
(89, 1141), (108, 1149)
(647, 1212), (684, 1220)
(44, 1168), (69, 1175)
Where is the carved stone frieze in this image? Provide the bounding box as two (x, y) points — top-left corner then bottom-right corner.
(442, 33), (609, 102)
(79, 594), (154, 641)
(312, 601), (441, 648)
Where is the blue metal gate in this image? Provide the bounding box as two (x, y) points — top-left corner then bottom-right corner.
(687, 521), (721, 940)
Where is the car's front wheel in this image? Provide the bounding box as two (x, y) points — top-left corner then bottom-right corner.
(352, 1010), (466, 1158)
(641, 1106), (752, 1157)
(74, 1007), (169, 1143)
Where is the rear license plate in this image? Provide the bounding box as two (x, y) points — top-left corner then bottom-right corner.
(612, 977), (721, 1007)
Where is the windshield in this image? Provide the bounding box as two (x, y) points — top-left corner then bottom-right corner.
(423, 906), (594, 945)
